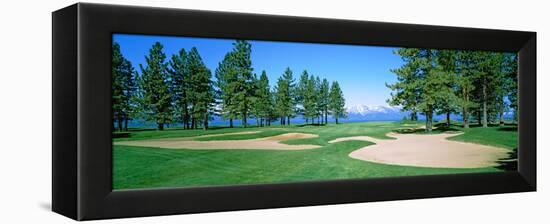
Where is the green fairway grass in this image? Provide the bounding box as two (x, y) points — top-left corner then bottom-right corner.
(113, 121), (517, 189)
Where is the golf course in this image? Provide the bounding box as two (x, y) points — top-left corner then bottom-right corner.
(113, 121), (517, 189)
(111, 35), (519, 190)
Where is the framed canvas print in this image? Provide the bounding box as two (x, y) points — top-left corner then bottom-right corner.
(52, 3), (536, 221)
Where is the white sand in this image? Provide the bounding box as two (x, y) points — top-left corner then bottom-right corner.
(330, 132), (509, 168)
(117, 129), (510, 168)
(114, 132), (320, 150)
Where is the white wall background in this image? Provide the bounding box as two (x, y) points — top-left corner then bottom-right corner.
(0, 0), (546, 223)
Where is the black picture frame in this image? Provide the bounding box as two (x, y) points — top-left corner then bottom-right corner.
(52, 3), (536, 221)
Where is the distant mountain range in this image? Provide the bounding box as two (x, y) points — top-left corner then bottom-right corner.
(344, 105), (410, 121)
(344, 104), (515, 122)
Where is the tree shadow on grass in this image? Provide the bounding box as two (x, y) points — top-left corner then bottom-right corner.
(495, 148), (518, 171)
(497, 126), (518, 132)
(295, 123), (327, 127)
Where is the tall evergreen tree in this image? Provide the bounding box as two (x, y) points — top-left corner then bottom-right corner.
(256, 71), (273, 127)
(454, 51), (478, 128)
(471, 51), (501, 128)
(320, 78), (330, 124)
(314, 76), (323, 124)
(137, 42), (172, 130)
(282, 67), (296, 125)
(215, 52), (239, 127)
(112, 42), (137, 131)
(297, 70), (310, 122)
(435, 50), (461, 126)
(168, 49), (191, 129)
(227, 40), (255, 128)
(329, 81), (346, 124)
(388, 48), (444, 132)
(386, 49), (422, 122)
(491, 53), (517, 126)
(303, 74), (318, 124)
(505, 54), (518, 124)
(274, 76), (289, 125)
(187, 47), (215, 130)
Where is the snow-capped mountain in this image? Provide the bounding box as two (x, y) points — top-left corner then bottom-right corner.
(344, 105), (408, 121)
(346, 105), (401, 115)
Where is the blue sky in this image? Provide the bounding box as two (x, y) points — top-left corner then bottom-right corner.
(113, 34), (404, 106)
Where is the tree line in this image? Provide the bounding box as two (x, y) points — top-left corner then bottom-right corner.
(387, 48), (517, 132)
(112, 40), (346, 131)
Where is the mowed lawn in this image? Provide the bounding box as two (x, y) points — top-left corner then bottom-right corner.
(113, 121), (517, 189)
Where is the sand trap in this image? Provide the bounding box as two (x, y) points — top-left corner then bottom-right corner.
(115, 132), (320, 150)
(330, 132), (509, 168)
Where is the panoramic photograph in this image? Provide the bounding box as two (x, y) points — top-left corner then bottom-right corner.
(112, 34), (518, 190)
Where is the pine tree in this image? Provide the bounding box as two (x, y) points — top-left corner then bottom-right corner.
(470, 51), (501, 128)
(303, 75), (317, 124)
(490, 52), (517, 126)
(315, 76), (323, 125)
(168, 49), (191, 129)
(297, 70), (309, 123)
(434, 50), (460, 126)
(505, 54), (518, 124)
(454, 51), (478, 128)
(388, 48), (442, 132)
(320, 78), (330, 124)
(386, 48), (422, 121)
(256, 71), (273, 127)
(282, 67), (296, 125)
(227, 40), (255, 128)
(137, 42), (172, 130)
(215, 52), (239, 127)
(186, 47), (215, 130)
(112, 42), (137, 131)
(329, 81), (346, 124)
(251, 73), (262, 127)
(274, 76), (289, 125)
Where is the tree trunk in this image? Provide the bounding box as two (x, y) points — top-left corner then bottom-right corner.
(482, 79), (488, 128)
(477, 110), (482, 126)
(426, 107), (433, 132)
(446, 112), (451, 127)
(185, 116), (190, 129)
(117, 116), (123, 132)
(325, 110), (328, 124)
(463, 108), (470, 128)
(124, 114), (129, 131)
(463, 89), (469, 128)
(243, 112), (247, 128)
(203, 113), (209, 130)
(306, 118), (309, 124)
(410, 111), (417, 121)
(229, 118), (233, 128)
(158, 123), (164, 131)
(499, 111), (504, 127)
(287, 116), (290, 126)
(335, 115), (339, 124)
(181, 115), (186, 130)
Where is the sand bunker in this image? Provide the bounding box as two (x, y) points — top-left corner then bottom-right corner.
(330, 132), (509, 168)
(115, 132), (320, 150)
